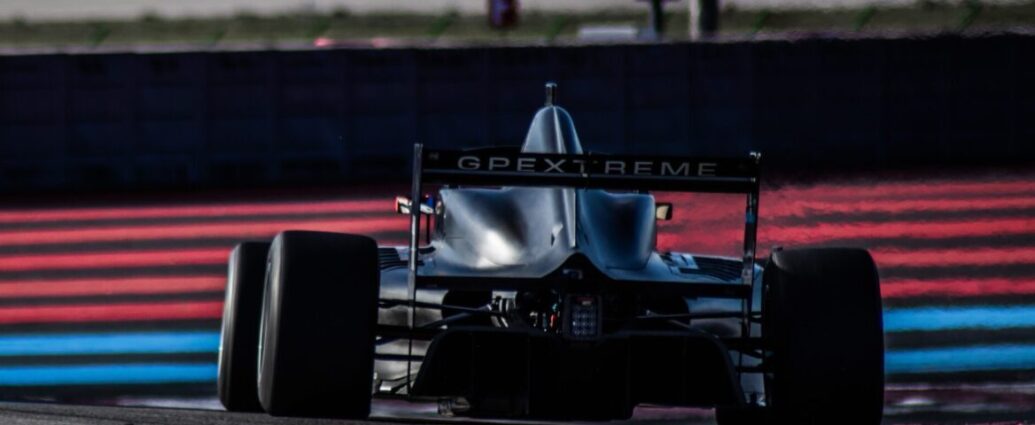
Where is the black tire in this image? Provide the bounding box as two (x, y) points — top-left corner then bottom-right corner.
(218, 241), (271, 412)
(258, 231), (380, 418)
(715, 405), (767, 425)
(762, 247), (884, 424)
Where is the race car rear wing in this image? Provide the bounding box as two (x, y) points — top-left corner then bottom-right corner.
(420, 148), (761, 193)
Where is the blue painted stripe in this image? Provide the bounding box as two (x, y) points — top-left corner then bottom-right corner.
(0, 363), (217, 386)
(0, 319), (1028, 383)
(0, 331), (219, 356)
(1, 349), (1027, 385)
(886, 344), (1035, 374)
(883, 305), (1035, 332)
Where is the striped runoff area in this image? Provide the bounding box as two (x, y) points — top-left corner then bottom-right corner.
(0, 172), (1032, 408)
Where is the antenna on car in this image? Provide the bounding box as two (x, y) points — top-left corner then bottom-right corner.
(545, 81), (557, 106)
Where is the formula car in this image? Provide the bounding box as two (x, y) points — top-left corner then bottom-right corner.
(217, 83), (885, 424)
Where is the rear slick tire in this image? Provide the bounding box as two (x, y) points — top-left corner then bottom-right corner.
(217, 241), (270, 413)
(257, 231), (380, 418)
(764, 247), (884, 425)
(717, 247), (884, 425)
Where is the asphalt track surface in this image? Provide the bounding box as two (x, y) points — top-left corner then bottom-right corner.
(0, 402), (403, 425)
(0, 401), (718, 425)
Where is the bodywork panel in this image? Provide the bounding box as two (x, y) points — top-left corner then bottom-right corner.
(431, 187), (660, 278)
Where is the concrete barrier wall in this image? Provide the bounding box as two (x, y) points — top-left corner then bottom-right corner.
(1, 35), (1032, 191)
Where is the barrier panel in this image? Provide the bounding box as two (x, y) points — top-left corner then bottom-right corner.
(0, 35), (1032, 192)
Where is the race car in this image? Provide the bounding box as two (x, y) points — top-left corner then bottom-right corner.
(216, 83), (885, 424)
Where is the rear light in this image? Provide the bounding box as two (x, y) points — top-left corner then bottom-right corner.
(564, 295), (601, 339)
